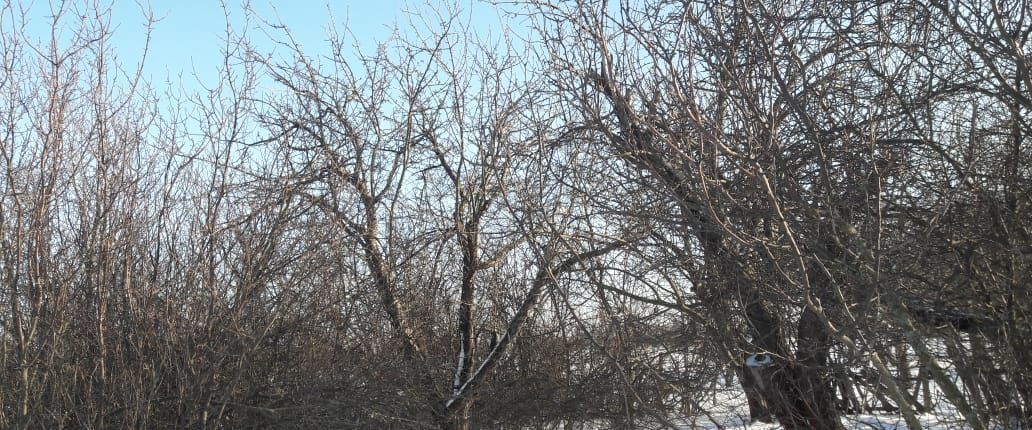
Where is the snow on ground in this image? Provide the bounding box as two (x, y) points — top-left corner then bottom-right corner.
(634, 386), (976, 430)
(547, 377), (1003, 430)
(840, 413), (969, 430)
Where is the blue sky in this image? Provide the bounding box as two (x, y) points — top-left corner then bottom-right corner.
(16, 0), (520, 91)
(113, 0), (402, 85)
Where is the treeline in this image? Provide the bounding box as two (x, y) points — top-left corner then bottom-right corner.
(0, 0), (1029, 429)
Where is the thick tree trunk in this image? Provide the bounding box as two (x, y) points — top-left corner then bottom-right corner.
(733, 252), (843, 429)
(787, 308), (844, 430)
(766, 234), (844, 430)
(740, 362), (773, 423)
(739, 304), (843, 430)
(740, 296), (783, 424)
(696, 228), (843, 428)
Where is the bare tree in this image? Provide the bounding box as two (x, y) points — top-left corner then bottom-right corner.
(1, 0), (1027, 428)
(245, 7), (636, 428)
(523, 0), (1031, 428)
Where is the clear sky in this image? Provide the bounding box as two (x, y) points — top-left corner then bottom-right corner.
(16, 0), (521, 91)
(114, 1), (401, 86)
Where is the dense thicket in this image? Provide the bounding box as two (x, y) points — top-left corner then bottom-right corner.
(0, 0), (1029, 429)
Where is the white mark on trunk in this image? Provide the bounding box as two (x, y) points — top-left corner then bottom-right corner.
(452, 343), (466, 395)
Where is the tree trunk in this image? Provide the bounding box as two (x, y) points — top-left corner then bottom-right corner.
(787, 307), (844, 430)
(740, 362), (773, 423)
(739, 304), (844, 430)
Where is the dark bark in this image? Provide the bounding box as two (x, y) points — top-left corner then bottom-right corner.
(739, 363), (773, 423)
(788, 307), (844, 430)
(449, 198), (488, 430)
